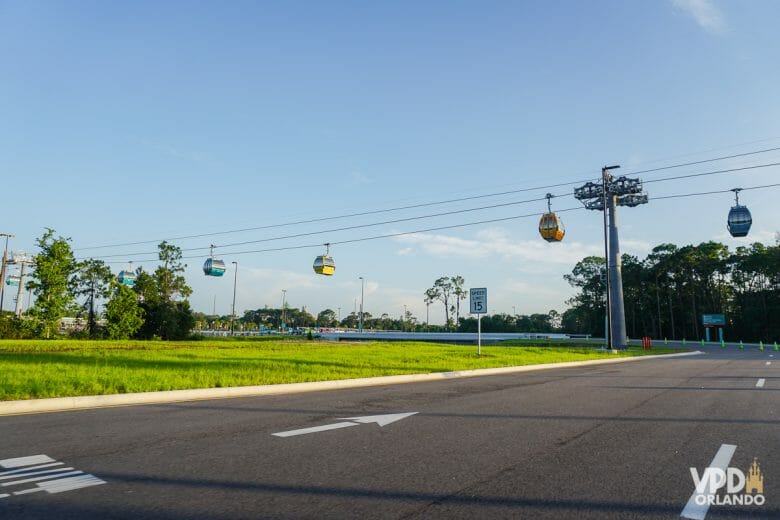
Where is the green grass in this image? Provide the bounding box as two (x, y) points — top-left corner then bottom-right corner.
(0, 339), (675, 401)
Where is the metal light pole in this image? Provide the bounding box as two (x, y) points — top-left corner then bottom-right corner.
(575, 166), (648, 350)
(230, 261), (238, 336)
(426, 301), (430, 332)
(358, 277), (364, 333)
(0, 233), (14, 312)
(281, 289), (287, 331)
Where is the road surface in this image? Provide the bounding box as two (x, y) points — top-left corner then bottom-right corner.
(0, 348), (776, 519)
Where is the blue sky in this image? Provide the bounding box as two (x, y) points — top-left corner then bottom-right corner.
(1, 0), (779, 323)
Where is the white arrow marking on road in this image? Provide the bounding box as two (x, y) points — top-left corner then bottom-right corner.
(272, 412), (417, 438)
(756, 378), (766, 388)
(339, 412), (418, 426)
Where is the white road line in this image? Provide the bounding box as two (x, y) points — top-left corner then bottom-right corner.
(0, 462), (64, 477)
(1, 470), (82, 487)
(756, 379), (766, 388)
(36, 474), (106, 494)
(681, 444), (737, 520)
(12, 487), (44, 496)
(272, 421), (359, 437)
(0, 493), (9, 499)
(0, 467), (72, 481)
(14, 474), (106, 495)
(0, 455), (54, 469)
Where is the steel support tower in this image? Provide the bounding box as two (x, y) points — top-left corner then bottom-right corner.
(575, 167), (648, 349)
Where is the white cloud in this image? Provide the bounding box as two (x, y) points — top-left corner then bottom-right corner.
(671, 0), (725, 33)
(396, 247), (415, 256)
(349, 171), (373, 185)
(620, 239), (653, 255)
(394, 227), (603, 267)
(713, 229), (778, 247)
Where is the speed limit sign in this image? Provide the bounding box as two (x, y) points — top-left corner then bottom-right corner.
(469, 288), (487, 315)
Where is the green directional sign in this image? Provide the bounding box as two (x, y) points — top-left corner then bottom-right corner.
(702, 314), (726, 326)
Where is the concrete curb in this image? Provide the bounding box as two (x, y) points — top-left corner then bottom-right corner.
(0, 350), (702, 416)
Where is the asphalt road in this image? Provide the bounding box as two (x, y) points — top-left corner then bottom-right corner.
(1, 348), (777, 519)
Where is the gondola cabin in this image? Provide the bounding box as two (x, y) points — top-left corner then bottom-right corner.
(203, 245), (226, 277)
(117, 270), (136, 286)
(727, 206), (752, 237)
(539, 213), (565, 242)
(538, 193), (565, 242)
(203, 257), (226, 277)
(727, 189), (752, 238)
(313, 243), (336, 275)
(313, 255), (335, 276)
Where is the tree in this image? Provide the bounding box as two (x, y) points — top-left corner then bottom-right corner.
(563, 240), (780, 342)
(451, 275), (466, 326)
(317, 309), (337, 327)
(132, 242), (194, 340)
(105, 283), (145, 339)
(424, 287), (439, 329)
(132, 268), (159, 305)
(27, 229), (77, 338)
(73, 259), (113, 337)
(429, 277), (454, 330)
(154, 241), (191, 303)
(563, 256), (606, 336)
(341, 311), (359, 329)
(402, 309), (417, 331)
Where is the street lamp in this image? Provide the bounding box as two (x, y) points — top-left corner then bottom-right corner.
(358, 277), (364, 333)
(281, 289), (287, 332)
(426, 300), (430, 332)
(230, 261), (238, 336)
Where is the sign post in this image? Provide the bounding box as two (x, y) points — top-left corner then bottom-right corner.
(702, 314), (725, 344)
(469, 288), (487, 355)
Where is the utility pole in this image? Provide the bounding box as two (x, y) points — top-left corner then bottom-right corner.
(575, 166), (648, 349)
(0, 233), (14, 312)
(358, 277), (364, 333)
(231, 261), (238, 336)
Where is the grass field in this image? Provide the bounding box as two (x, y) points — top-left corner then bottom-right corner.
(0, 339), (673, 401)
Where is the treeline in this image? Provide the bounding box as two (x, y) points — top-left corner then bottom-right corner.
(457, 311), (561, 333)
(196, 307), (452, 333)
(562, 239), (780, 342)
(0, 229), (193, 340)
